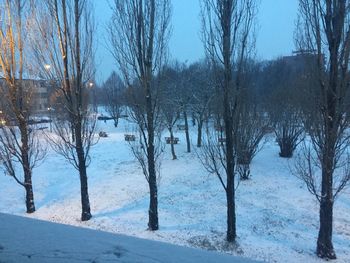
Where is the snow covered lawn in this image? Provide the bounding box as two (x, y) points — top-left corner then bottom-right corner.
(0, 118), (349, 262)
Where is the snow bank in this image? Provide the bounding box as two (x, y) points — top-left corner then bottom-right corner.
(0, 213), (257, 263)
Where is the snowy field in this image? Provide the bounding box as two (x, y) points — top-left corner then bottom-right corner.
(0, 115), (349, 263)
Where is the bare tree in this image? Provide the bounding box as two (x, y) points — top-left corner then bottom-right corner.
(233, 60), (268, 180)
(108, 0), (171, 230)
(188, 60), (214, 148)
(101, 71), (125, 127)
(159, 65), (182, 160)
(179, 65), (192, 153)
(201, 0), (257, 242)
(262, 58), (305, 158)
(236, 104), (268, 180)
(295, 0), (350, 259)
(31, 0), (97, 221)
(0, 0), (47, 213)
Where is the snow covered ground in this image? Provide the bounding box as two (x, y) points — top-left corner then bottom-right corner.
(0, 116), (349, 263)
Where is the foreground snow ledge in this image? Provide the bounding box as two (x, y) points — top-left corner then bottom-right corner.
(0, 213), (258, 263)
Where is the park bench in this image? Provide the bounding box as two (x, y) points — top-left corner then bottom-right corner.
(97, 116), (114, 121)
(177, 124), (186, 131)
(99, 131), (108, 138)
(124, 134), (136, 141)
(214, 124), (224, 131)
(165, 137), (179, 144)
(218, 137), (226, 144)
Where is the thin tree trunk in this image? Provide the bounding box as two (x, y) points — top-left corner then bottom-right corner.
(23, 141), (35, 213)
(317, 144), (336, 258)
(317, 194), (335, 259)
(148, 162), (159, 230)
(224, 108), (236, 242)
(314, 19), (338, 256)
(169, 128), (177, 160)
(226, 184), (235, 242)
(114, 118), (118, 127)
(20, 122), (35, 213)
(197, 119), (203, 147)
(223, 0), (236, 242)
(75, 121), (92, 221)
(145, 39), (159, 230)
(24, 177), (35, 213)
(184, 110), (191, 153)
(79, 162), (91, 221)
(147, 127), (158, 230)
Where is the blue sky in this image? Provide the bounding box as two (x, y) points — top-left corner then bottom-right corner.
(94, 0), (299, 83)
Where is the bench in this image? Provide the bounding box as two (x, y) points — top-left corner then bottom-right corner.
(99, 131), (108, 138)
(215, 125), (224, 131)
(97, 116), (114, 121)
(218, 137), (226, 143)
(177, 124), (186, 131)
(165, 137), (179, 144)
(124, 134), (136, 141)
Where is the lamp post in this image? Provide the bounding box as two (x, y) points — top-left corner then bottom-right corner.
(47, 107), (52, 132)
(88, 81), (96, 112)
(44, 64), (51, 71)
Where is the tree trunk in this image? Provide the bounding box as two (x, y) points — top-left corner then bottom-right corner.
(224, 112), (236, 242)
(197, 119), (203, 147)
(226, 184), (235, 242)
(75, 122), (92, 221)
(192, 113), (196, 126)
(278, 135), (294, 158)
(24, 178), (35, 213)
(184, 110), (191, 153)
(145, 66), (159, 230)
(20, 122), (35, 213)
(222, 0), (236, 242)
(148, 161), (159, 230)
(114, 117), (118, 127)
(79, 162), (92, 221)
(317, 144), (336, 259)
(169, 128), (177, 160)
(239, 165), (250, 180)
(314, 22), (338, 257)
(146, 123), (159, 230)
(317, 195), (335, 259)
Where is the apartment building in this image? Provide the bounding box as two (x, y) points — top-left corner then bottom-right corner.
(0, 78), (50, 116)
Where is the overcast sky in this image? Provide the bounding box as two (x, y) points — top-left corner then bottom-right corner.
(94, 0), (299, 84)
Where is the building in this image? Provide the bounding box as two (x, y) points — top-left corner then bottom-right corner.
(0, 78), (50, 116)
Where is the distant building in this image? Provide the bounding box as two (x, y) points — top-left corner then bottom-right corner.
(280, 51), (319, 73)
(0, 78), (50, 116)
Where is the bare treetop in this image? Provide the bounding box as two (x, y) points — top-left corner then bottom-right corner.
(201, 0), (258, 69)
(108, 0), (171, 84)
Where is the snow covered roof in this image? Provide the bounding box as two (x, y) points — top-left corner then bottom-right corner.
(0, 213), (259, 263)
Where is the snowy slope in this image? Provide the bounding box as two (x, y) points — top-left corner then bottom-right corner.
(0, 213), (257, 263)
(0, 116), (349, 263)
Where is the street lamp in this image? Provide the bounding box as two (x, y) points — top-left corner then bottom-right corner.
(47, 107), (53, 132)
(44, 64), (51, 71)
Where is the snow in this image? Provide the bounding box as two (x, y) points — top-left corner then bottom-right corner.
(0, 213), (256, 263)
(0, 116), (349, 262)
